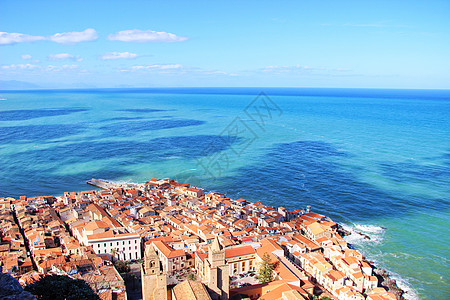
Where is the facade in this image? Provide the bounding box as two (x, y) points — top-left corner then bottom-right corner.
(204, 236), (229, 300)
(141, 245), (168, 300)
(225, 245), (256, 276)
(87, 231), (141, 261)
(152, 241), (187, 274)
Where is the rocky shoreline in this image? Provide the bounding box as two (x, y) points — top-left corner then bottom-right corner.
(337, 223), (406, 300)
(372, 264), (405, 300)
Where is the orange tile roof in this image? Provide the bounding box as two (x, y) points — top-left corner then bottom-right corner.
(261, 282), (308, 300)
(225, 245), (255, 258)
(33, 247), (62, 257)
(153, 241), (185, 258)
(87, 231), (139, 241)
(84, 220), (109, 231)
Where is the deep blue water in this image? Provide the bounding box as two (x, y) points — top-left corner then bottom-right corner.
(0, 88), (449, 299)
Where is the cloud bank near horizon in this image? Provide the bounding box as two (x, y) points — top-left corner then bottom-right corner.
(0, 29), (98, 45)
(107, 29), (188, 43)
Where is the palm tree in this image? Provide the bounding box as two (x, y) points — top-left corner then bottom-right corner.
(110, 248), (117, 262)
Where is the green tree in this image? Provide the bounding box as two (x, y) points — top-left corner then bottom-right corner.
(114, 260), (130, 273)
(256, 253), (275, 283)
(110, 248), (118, 262)
(24, 275), (99, 300)
(187, 273), (196, 281)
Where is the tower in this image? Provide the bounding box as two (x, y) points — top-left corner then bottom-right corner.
(206, 236), (229, 300)
(141, 244), (167, 300)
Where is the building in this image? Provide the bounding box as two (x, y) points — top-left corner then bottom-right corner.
(151, 241), (187, 274)
(225, 245), (256, 276)
(172, 280), (211, 300)
(141, 245), (168, 300)
(87, 231), (141, 261)
(204, 236), (229, 300)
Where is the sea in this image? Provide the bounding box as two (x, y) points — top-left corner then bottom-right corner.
(0, 88), (448, 299)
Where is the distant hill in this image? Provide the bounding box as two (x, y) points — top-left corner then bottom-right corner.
(0, 80), (40, 90)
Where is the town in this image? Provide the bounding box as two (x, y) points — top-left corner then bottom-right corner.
(0, 178), (402, 300)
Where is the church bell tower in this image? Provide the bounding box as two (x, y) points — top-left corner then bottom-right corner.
(206, 236), (229, 300)
(141, 244), (167, 300)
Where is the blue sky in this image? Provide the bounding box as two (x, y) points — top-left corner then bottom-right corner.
(1, 0), (449, 89)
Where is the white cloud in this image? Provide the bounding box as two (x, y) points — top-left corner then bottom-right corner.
(127, 64), (184, 71)
(21, 54), (32, 60)
(1, 63), (79, 72)
(48, 28), (98, 44)
(0, 32), (45, 45)
(0, 29), (97, 45)
(335, 68), (352, 72)
(1, 64), (40, 70)
(108, 29), (187, 43)
(45, 64), (79, 71)
(118, 64), (239, 77)
(100, 52), (139, 60)
(261, 64), (313, 73)
(48, 53), (83, 61)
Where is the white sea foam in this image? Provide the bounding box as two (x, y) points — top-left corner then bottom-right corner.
(370, 259), (420, 300)
(342, 223), (385, 246)
(342, 223), (420, 300)
(389, 272), (420, 300)
(354, 223), (385, 234)
(163, 156), (181, 159)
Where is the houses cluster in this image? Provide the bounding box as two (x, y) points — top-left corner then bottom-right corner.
(0, 198), (32, 279)
(0, 178), (398, 300)
(0, 194), (127, 299)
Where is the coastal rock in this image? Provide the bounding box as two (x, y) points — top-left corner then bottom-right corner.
(374, 268), (386, 276)
(0, 273), (36, 300)
(336, 224), (351, 236)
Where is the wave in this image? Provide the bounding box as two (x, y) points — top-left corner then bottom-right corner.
(341, 223), (420, 300)
(354, 223), (385, 234)
(384, 269), (420, 300)
(341, 223), (385, 246)
(368, 255), (420, 300)
(97, 178), (140, 185)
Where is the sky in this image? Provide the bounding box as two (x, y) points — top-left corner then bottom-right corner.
(1, 0), (449, 89)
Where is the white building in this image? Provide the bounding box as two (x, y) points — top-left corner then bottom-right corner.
(87, 231), (141, 261)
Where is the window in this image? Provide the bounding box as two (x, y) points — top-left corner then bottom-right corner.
(129, 240), (131, 244)
(123, 241), (125, 245)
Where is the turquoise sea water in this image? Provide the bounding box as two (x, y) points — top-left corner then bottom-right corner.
(0, 88), (449, 299)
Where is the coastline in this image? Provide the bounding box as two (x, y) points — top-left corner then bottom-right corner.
(1, 88), (448, 299)
(339, 223), (414, 300)
(2, 177), (410, 299)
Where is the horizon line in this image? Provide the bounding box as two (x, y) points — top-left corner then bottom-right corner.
(2, 86), (450, 93)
